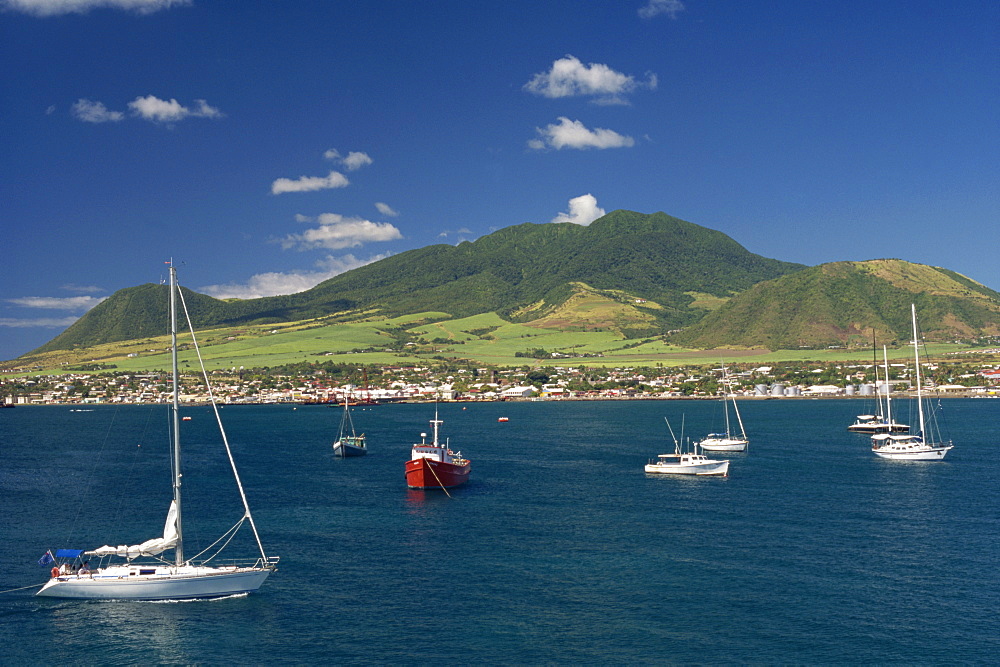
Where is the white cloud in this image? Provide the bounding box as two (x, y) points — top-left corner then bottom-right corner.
(200, 254), (390, 300)
(71, 96), (221, 124)
(530, 117), (635, 150)
(7, 296), (107, 310)
(324, 148), (373, 171)
(438, 227), (474, 239)
(271, 171), (350, 195)
(551, 194), (606, 226)
(639, 0), (685, 19)
(375, 202), (399, 217)
(2, 0), (190, 16)
(282, 213), (402, 250)
(72, 99), (124, 123)
(128, 95), (223, 122)
(59, 284), (104, 294)
(342, 151), (373, 171)
(523, 55), (656, 104)
(0, 316), (81, 328)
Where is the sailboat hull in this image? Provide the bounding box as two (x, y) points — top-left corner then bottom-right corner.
(333, 437), (367, 457)
(36, 566), (273, 600)
(848, 421), (909, 433)
(871, 444), (953, 460)
(697, 438), (747, 452)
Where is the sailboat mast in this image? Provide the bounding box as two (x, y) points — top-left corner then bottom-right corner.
(882, 345), (892, 427)
(722, 364), (747, 441)
(911, 304), (926, 439)
(872, 329), (883, 419)
(719, 366), (732, 437)
(170, 264), (185, 566)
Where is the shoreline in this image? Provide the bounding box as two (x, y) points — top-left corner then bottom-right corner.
(5, 391), (997, 407)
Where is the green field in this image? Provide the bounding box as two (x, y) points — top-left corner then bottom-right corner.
(3, 310), (980, 376)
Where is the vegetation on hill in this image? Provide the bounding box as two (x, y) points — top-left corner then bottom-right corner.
(24, 211), (1000, 364)
(30, 210), (805, 355)
(670, 260), (1000, 349)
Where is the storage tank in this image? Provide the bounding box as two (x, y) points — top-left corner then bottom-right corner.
(845, 384), (856, 396)
(754, 384), (768, 396)
(770, 383), (785, 396)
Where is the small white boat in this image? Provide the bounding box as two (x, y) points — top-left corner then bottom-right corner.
(871, 305), (953, 461)
(332, 396), (367, 457)
(645, 451), (730, 476)
(848, 333), (909, 433)
(848, 415), (909, 433)
(646, 417), (730, 476)
(698, 364), (749, 452)
(871, 433), (951, 460)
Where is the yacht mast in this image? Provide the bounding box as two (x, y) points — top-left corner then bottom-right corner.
(170, 263), (185, 566)
(882, 345), (893, 428)
(911, 304), (926, 439)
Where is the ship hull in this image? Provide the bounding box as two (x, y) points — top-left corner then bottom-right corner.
(644, 460), (730, 476)
(36, 566), (272, 600)
(872, 445), (952, 460)
(333, 437), (367, 457)
(405, 457), (470, 489)
(698, 438), (747, 452)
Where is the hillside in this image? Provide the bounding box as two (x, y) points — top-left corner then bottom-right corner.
(670, 260), (1000, 349)
(31, 210), (805, 354)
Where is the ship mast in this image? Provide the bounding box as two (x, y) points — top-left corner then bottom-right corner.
(170, 263), (185, 566)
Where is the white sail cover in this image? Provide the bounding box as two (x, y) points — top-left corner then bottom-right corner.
(86, 500), (179, 558)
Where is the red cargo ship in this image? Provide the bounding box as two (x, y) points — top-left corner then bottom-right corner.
(405, 411), (470, 489)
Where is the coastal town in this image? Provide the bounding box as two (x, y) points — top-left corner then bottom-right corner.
(4, 358), (999, 406)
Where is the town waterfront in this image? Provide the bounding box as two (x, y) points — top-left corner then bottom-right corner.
(2, 398), (998, 663)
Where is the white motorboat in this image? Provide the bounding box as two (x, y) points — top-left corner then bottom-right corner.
(645, 451), (730, 476)
(871, 305), (953, 461)
(37, 263), (278, 600)
(646, 417), (730, 476)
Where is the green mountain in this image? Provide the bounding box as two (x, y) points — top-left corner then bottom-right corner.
(670, 259), (1000, 349)
(32, 210), (806, 354)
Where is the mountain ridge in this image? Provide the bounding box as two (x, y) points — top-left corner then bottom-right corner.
(22, 210), (1000, 359)
(30, 210), (805, 355)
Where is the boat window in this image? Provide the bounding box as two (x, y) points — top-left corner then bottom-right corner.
(139, 569), (156, 576)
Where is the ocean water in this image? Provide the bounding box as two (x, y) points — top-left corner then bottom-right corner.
(1, 398), (998, 664)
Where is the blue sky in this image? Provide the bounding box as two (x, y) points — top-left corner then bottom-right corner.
(2, 0), (997, 361)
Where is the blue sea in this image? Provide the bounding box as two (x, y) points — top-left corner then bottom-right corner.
(2, 398), (998, 664)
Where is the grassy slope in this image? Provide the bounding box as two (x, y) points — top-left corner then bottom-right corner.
(31, 210), (806, 355)
(5, 307), (972, 376)
(672, 260), (1000, 349)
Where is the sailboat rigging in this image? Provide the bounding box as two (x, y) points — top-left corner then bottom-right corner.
(698, 364), (749, 452)
(332, 393), (367, 457)
(645, 416), (730, 476)
(37, 263), (278, 600)
(871, 304), (954, 461)
(848, 330), (909, 434)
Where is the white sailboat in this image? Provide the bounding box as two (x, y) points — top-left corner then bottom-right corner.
(646, 418), (730, 476)
(871, 304), (953, 461)
(848, 332), (909, 434)
(37, 263), (278, 600)
(332, 395), (367, 457)
(698, 366), (749, 452)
